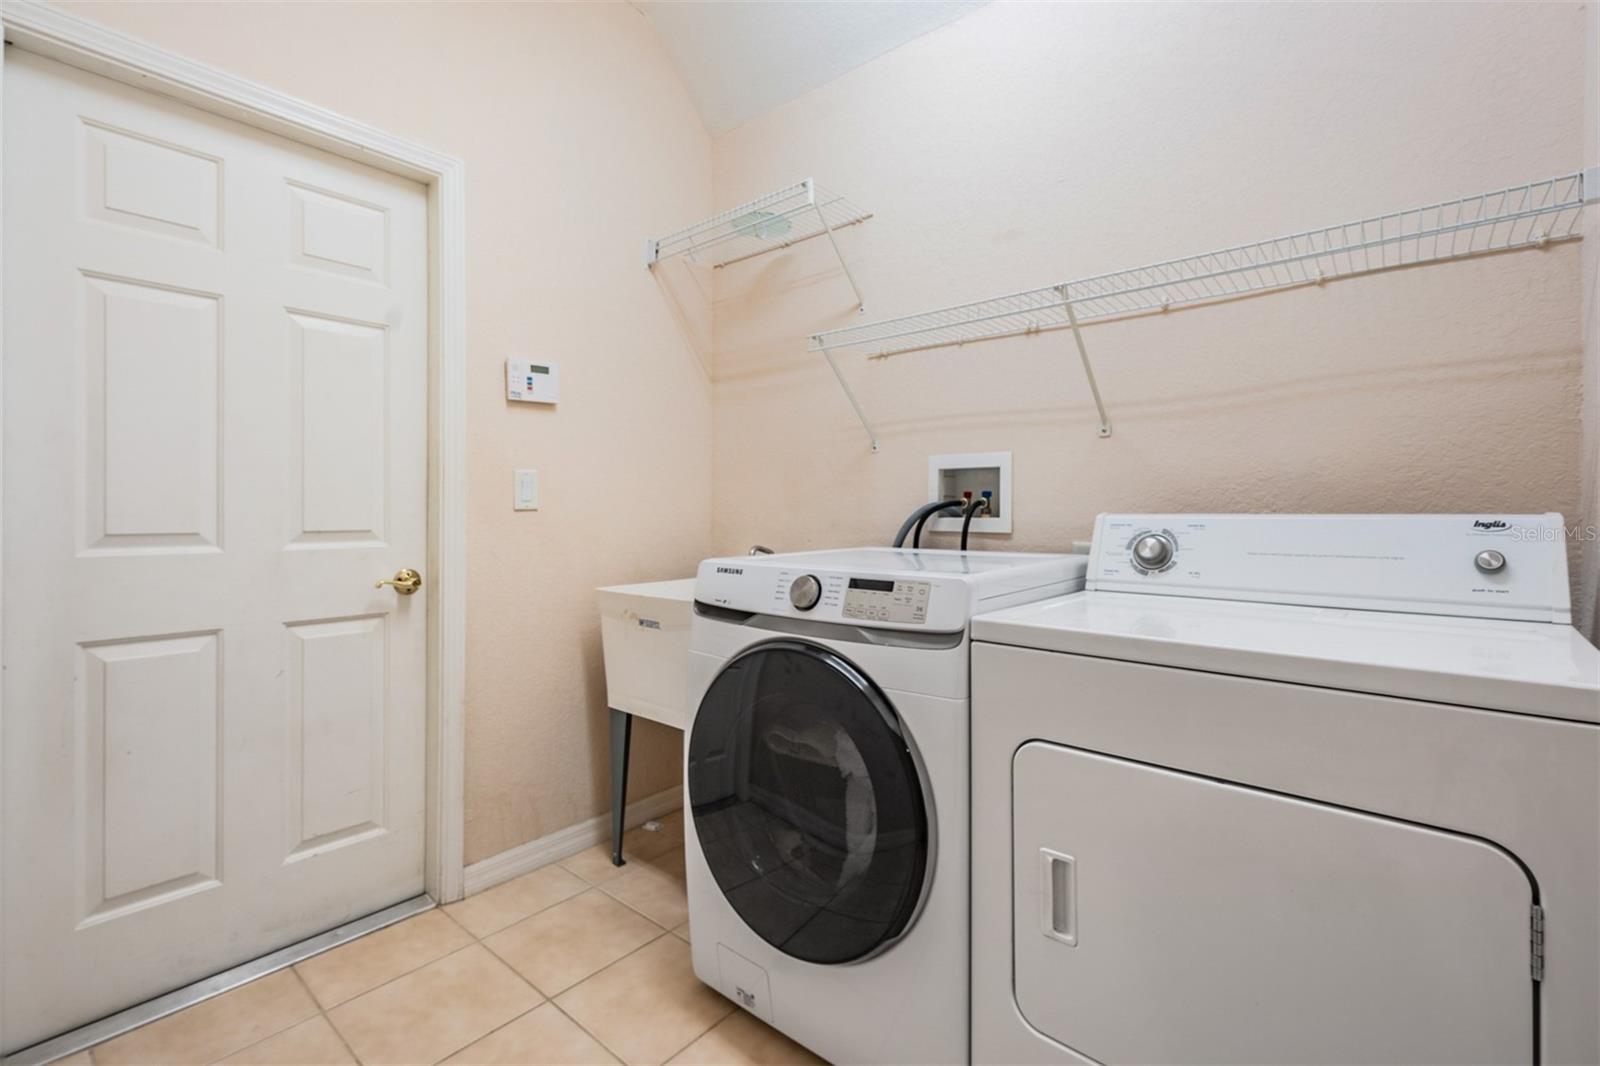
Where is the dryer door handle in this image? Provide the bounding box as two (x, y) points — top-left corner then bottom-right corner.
(1040, 848), (1078, 947)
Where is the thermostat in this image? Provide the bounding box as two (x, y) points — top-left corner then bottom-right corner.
(507, 360), (559, 404)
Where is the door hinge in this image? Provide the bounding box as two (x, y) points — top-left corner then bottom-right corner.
(1530, 904), (1545, 982)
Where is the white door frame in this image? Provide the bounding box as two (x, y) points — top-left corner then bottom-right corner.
(0, 0), (469, 1046)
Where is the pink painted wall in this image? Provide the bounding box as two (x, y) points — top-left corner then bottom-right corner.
(707, 3), (1590, 631)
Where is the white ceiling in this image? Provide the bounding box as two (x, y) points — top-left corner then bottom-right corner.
(634, 1), (988, 135)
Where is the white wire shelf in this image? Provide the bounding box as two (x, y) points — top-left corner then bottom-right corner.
(645, 177), (872, 272)
(810, 169), (1596, 450)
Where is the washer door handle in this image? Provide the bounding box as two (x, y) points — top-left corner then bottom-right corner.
(1040, 848), (1078, 947)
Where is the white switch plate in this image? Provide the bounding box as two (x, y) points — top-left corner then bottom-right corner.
(507, 360), (560, 404)
(514, 469), (540, 510)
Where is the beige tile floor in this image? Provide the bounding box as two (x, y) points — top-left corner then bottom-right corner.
(58, 812), (825, 1066)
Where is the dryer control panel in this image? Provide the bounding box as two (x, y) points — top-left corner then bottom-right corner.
(1088, 513), (1573, 624)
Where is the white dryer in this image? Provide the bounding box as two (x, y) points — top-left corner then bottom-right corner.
(970, 514), (1600, 1066)
(686, 548), (1086, 1065)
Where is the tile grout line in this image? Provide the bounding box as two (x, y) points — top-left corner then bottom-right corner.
(539, 848), (711, 1061)
(279, 968), (346, 1066)
(657, 1004), (738, 1066)
(437, 880), (668, 1066)
(324, 1006), (363, 1066)
(313, 936), (491, 1062)
(473, 884), (672, 993)
(301, 961), (363, 1066)
(544, 926), (736, 1066)
(444, 875), (592, 940)
(106, 966), (320, 1066)
(321, 869), (624, 1061)
(434, 896), (561, 1066)
(590, 857), (689, 931)
(540, 849), (687, 941)
(91, 842), (688, 1066)
(433, 906), (473, 939)
(587, 856), (732, 1065)
(423, 1002), (544, 1066)
(330, 936), (540, 1066)
(547, 999), (626, 1066)
(115, 910), (473, 1064)
(314, 939), (481, 1013)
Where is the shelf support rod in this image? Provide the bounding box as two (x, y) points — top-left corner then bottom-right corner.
(817, 341), (879, 452)
(808, 178), (866, 312)
(1057, 285), (1112, 438)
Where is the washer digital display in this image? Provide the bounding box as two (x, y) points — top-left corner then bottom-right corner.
(843, 579), (931, 624)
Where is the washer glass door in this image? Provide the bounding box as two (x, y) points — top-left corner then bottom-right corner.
(687, 640), (931, 965)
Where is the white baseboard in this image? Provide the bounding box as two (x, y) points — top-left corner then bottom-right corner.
(462, 785), (683, 897)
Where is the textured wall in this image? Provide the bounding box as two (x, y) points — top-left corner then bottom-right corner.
(709, 2), (1589, 618)
(54, 0), (713, 864)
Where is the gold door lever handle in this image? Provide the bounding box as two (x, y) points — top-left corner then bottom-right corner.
(375, 568), (423, 595)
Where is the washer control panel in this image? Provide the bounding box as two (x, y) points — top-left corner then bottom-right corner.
(842, 578), (931, 624)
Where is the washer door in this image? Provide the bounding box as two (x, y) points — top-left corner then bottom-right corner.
(687, 640), (931, 965)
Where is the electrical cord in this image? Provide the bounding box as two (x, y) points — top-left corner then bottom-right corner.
(893, 499), (963, 548)
(960, 497), (989, 552)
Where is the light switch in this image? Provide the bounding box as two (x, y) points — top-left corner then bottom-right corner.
(514, 469), (539, 511)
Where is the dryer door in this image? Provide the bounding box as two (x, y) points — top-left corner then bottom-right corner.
(687, 640), (931, 965)
(1013, 743), (1536, 1065)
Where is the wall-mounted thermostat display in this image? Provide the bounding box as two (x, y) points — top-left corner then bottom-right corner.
(507, 360), (560, 404)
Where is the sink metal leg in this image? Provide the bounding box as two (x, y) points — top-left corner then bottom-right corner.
(609, 707), (632, 867)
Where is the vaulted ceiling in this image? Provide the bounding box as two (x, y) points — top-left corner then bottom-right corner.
(632, 1), (987, 135)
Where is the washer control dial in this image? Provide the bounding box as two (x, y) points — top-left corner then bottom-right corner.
(1131, 532), (1176, 572)
(1474, 549), (1507, 575)
(789, 574), (823, 611)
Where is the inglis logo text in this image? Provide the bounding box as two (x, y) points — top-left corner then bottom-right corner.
(715, 566), (744, 575)
(1473, 519), (1509, 532)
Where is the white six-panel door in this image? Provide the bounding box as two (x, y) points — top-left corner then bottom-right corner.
(2, 51), (428, 1051)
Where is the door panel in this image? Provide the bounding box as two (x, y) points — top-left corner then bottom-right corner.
(84, 120), (222, 245)
(84, 275), (221, 551)
(83, 633), (222, 915)
(285, 616), (388, 857)
(1012, 743), (1534, 1065)
(289, 312), (388, 543)
(289, 181), (388, 281)
(3, 50), (429, 1051)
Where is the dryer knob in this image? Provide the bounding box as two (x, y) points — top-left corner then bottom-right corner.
(1132, 533), (1175, 571)
(789, 574), (823, 611)
(1474, 549), (1507, 574)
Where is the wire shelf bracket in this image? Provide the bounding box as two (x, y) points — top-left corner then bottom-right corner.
(645, 177), (871, 310)
(810, 169), (1597, 449)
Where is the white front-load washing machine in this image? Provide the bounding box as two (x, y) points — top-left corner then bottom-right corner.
(685, 547), (1087, 1065)
(970, 514), (1600, 1066)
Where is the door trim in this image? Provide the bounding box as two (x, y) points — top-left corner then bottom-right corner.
(0, 1), (469, 1048)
